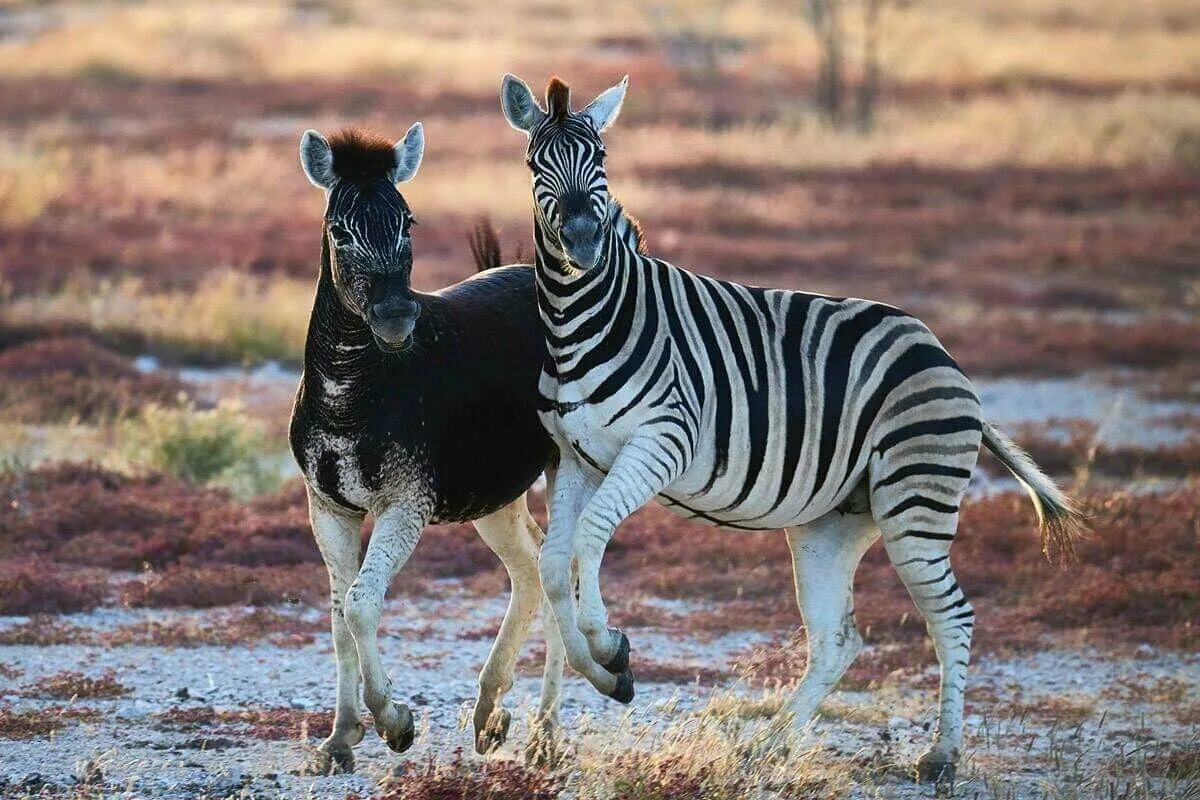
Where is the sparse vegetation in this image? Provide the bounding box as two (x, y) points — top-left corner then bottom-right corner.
(118, 400), (281, 497)
(22, 670), (131, 700)
(0, 0), (1196, 795)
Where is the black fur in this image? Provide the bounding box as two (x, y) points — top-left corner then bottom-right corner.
(289, 230), (556, 522)
(327, 128), (398, 184)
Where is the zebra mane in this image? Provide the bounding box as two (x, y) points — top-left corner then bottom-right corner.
(327, 127), (397, 184)
(546, 77), (571, 122)
(609, 197), (648, 255)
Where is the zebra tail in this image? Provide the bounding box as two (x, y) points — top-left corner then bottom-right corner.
(981, 421), (1088, 563)
(469, 217), (503, 272)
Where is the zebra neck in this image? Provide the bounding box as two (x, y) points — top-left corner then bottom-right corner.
(300, 239), (382, 410)
(532, 205), (641, 323)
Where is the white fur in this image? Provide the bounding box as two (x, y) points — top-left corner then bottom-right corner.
(582, 76), (628, 132)
(391, 122), (424, 183)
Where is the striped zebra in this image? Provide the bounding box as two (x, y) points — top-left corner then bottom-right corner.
(500, 74), (1085, 782)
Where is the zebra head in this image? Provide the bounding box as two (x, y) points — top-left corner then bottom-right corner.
(300, 125), (425, 350)
(501, 74), (628, 271)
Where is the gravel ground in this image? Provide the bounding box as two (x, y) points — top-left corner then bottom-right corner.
(1, 590), (1196, 799)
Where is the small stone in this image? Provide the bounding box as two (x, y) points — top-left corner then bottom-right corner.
(289, 697), (315, 710)
(175, 687), (191, 700)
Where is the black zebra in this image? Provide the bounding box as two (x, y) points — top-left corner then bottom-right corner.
(293, 126), (563, 772)
(500, 75), (1085, 782)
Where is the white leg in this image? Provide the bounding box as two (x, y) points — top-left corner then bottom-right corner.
(573, 441), (676, 699)
(783, 511), (879, 727)
(538, 456), (626, 697)
(307, 489), (366, 774)
(471, 494), (546, 754)
(535, 468), (566, 728)
(343, 500), (428, 753)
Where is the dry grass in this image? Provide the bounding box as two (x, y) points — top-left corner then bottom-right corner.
(4, 272), (311, 365)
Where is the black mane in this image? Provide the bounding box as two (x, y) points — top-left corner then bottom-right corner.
(327, 128), (398, 184)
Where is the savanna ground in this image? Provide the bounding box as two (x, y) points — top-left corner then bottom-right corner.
(0, 0), (1198, 797)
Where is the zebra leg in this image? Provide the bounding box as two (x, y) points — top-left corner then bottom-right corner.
(526, 469), (567, 766)
(306, 490), (366, 774)
(871, 446), (977, 784)
(470, 495), (545, 754)
(343, 501), (427, 754)
(526, 601), (568, 767)
(782, 510), (879, 728)
(538, 457), (626, 698)
(574, 441), (676, 699)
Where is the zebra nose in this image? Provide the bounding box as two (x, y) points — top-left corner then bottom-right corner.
(560, 217), (602, 268)
(370, 295), (419, 322)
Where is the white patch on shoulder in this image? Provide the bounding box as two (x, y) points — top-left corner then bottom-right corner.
(321, 376), (348, 397)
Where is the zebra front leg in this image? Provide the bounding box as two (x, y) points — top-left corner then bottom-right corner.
(574, 441), (676, 700)
(470, 495), (547, 754)
(307, 490), (366, 774)
(343, 501), (428, 754)
(782, 511), (879, 729)
(538, 456), (629, 698)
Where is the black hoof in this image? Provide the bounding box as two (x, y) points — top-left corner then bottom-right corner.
(602, 629), (631, 674)
(608, 667), (635, 704)
(916, 758), (956, 784)
(474, 708), (511, 755)
(377, 703), (416, 754)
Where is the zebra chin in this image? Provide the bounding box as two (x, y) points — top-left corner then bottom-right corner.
(562, 241), (602, 271)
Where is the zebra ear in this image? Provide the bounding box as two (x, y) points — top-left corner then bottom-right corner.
(501, 73), (545, 133)
(300, 129), (336, 189)
(391, 122), (424, 183)
(582, 75), (628, 133)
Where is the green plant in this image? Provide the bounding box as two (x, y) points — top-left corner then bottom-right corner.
(119, 400), (281, 497)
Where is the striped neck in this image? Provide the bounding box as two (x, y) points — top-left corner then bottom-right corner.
(532, 199), (643, 317)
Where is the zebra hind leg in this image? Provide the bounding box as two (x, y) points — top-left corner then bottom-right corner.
(781, 510), (879, 731)
(870, 451), (977, 784)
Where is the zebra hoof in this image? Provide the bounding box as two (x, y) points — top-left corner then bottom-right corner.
(474, 708), (511, 755)
(376, 702), (416, 754)
(916, 754), (956, 784)
(603, 629), (630, 674)
(525, 719), (561, 767)
(309, 743), (355, 775)
(608, 667), (635, 704)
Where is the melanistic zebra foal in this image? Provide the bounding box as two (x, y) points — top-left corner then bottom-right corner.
(291, 126), (564, 773)
(501, 75), (1086, 783)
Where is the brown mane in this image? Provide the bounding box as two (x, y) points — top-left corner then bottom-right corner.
(546, 77), (571, 122)
(611, 196), (649, 255)
(327, 127), (397, 183)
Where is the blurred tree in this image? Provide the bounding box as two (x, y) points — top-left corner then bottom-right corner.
(807, 0), (845, 125)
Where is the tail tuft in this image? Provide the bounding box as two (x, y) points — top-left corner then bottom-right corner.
(982, 422), (1088, 563)
(469, 217), (503, 272)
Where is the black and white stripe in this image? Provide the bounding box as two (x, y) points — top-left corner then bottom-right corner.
(502, 74), (1084, 782)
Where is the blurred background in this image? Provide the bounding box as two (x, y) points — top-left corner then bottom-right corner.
(0, 3), (1197, 796)
(3, 0), (1198, 486)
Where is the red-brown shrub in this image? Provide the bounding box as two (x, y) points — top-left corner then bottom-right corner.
(155, 706), (334, 740)
(0, 336), (188, 422)
(22, 669), (130, 699)
(0, 557), (109, 615)
(0, 705), (102, 739)
(378, 751), (562, 800)
(118, 564), (326, 608)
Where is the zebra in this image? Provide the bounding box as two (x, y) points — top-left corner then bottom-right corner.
(500, 74), (1085, 782)
(293, 126), (564, 773)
